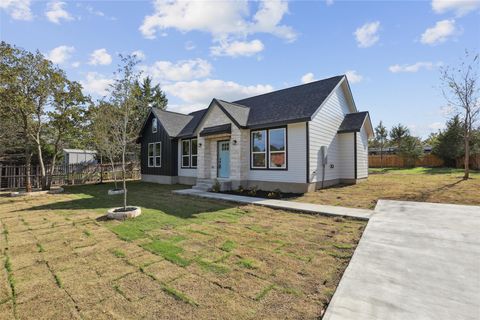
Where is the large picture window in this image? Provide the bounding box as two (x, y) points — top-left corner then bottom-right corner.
(251, 127), (287, 169)
(251, 130), (267, 168)
(148, 142), (161, 167)
(182, 140), (190, 168)
(269, 128), (286, 169)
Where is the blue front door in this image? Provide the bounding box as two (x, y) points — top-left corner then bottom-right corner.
(218, 141), (230, 178)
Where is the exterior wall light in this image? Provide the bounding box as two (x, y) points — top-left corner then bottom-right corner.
(233, 140), (237, 145)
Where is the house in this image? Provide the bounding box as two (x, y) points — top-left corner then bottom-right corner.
(137, 75), (374, 193)
(63, 149), (97, 166)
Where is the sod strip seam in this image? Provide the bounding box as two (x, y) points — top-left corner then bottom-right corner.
(1, 219), (17, 319)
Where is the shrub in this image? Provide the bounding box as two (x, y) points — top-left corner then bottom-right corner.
(248, 185), (258, 196)
(211, 179), (221, 192)
(267, 188), (282, 199)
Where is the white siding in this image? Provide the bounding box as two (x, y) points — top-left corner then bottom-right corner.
(248, 122), (306, 183)
(309, 84), (352, 182)
(177, 141), (197, 177)
(338, 132), (355, 179)
(356, 126), (369, 179)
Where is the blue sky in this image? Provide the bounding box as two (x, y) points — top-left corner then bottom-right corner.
(1, 0), (479, 137)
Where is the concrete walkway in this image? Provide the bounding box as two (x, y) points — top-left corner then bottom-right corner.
(173, 189), (373, 220)
(323, 200), (480, 320)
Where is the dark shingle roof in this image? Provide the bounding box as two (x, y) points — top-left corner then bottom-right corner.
(152, 108), (193, 137)
(199, 123), (232, 137)
(143, 75), (352, 139)
(337, 111), (369, 133)
(177, 109), (207, 138)
(234, 75), (345, 127)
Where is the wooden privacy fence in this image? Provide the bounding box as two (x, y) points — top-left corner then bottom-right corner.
(369, 154), (444, 168)
(0, 162), (140, 191)
(456, 154), (480, 170)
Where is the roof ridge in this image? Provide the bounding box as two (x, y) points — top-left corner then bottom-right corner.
(233, 75), (345, 103)
(153, 108), (192, 118)
(215, 99), (249, 109)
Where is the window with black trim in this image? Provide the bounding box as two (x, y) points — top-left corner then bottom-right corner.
(251, 127), (287, 169)
(251, 130), (267, 168)
(269, 128), (286, 169)
(181, 140), (190, 167)
(152, 118), (157, 133)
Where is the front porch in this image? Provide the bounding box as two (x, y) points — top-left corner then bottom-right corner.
(193, 122), (250, 191)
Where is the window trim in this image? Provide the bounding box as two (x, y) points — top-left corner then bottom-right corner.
(148, 143), (154, 168)
(268, 128), (287, 170)
(250, 126), (288, 171)
(190, 138), (198, 168)
(148, 142), (162, 168)
(152, 117), (157, 133)
(181, 139), (191, 168)
(154, 142), (162, 168)
(251, 130), (267, 169)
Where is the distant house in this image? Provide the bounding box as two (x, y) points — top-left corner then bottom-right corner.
(136, 75), (374, 193)
(63, 149), (97, 166)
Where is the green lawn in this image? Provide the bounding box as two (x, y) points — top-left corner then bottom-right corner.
(297, 167), (480, 209)
(0, 181), (365, 319)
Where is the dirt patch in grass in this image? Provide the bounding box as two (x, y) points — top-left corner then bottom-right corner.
(296, 167), (480, 209)
(0, 181), (366, 319)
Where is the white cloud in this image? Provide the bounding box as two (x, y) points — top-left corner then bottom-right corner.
(88, 48), (112, 65)
(301, 72), (315, 84)
(71, 61), (80, 68)
(211, 39), (264, 57)
(45, 45), (74, 64)
(431, 0), (480, 16)
(354, 21), (380, 48)
(0, 0), (33, 20)
(420, 19), (457, 45)
(80, 72), (113, 96)
(139, 0), (295, 41)
(325, 0), (334, 6)
(389, 61), (441, 73)
(439, 105), (455, 116)
(141, 59), (212, 82)
(164, 79), (273, 106)
(185, 41), (196, 51)
(45, 1), (74, 24)
(131, 50), (146, 61)
(345, 70), (363, 84)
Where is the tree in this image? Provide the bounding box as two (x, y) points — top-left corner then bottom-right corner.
(0, 41), (38, 191)
(389, 124), (410, 147)
(440, 50), (480, 179)
(90, 102), (123, 189)
(108, 55), (142, 210)
(374, 121), (388, 168)
(397, 135), (423, 167)
(46, 79), (87, 189)
(432, 115), (464, 167)
(133, 77), (167, 130)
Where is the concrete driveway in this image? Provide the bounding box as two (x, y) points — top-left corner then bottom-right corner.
(323, 200), (480, 320)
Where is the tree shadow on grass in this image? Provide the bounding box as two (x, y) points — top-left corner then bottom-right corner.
(18, 181), (237, 221)
(394, 178), (466, 203)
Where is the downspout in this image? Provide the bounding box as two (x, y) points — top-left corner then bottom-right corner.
(354, 132), (358, 180)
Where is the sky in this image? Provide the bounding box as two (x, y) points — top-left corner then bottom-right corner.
(1, 0), (480, 138)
